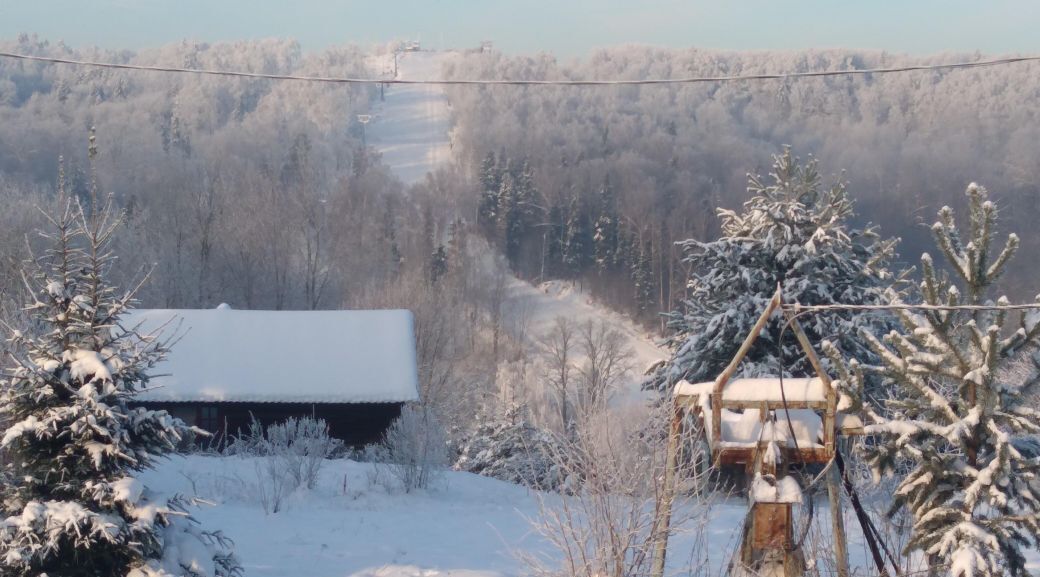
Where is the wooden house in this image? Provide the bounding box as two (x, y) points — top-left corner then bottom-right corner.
(127, 306), (420, 446)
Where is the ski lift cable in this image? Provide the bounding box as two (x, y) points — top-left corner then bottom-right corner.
(1, 51), (1039, 87)
(784, 302), (1040, 314)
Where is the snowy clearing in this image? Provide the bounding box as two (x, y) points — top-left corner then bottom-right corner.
(143, 455), (1040, 577)
(502, 279), (668, 397)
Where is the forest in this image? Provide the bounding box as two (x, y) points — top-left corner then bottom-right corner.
(2, 32), (1040, 577)
(444, 47), (1040, 322)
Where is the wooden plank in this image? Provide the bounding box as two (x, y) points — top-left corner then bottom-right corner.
(717, 446), (832, 466)
(720, 399), (828, 411)
(711, 394), (722, 449)
(828, 463), (850, 577)
(783, 308), (836, 454)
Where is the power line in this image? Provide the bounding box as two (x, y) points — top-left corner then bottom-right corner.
(784, 302), (1040, 314)
(1, 51), (1038, 87)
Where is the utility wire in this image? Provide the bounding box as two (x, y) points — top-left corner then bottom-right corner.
(784, 302), (1040, 314)
(1, 51), (1039, 86)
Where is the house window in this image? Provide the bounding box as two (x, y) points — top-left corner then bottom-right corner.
(197, 406), (220, 434)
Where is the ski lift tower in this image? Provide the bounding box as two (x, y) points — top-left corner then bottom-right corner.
(356, 114), (372, 148)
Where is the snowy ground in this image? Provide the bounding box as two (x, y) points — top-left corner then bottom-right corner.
(141, 455), (749, 577)
(144, 456), (546, 577)
(146, 456), (1040, 577)
(366, 51), (458, 184)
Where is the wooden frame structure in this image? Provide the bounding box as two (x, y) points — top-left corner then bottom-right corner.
(651, 287), (859, 577)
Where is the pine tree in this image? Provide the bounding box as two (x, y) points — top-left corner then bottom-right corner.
(651, 148), (897, 390)
(0, 193), (239, 576)
(826, 184), (1040, 577)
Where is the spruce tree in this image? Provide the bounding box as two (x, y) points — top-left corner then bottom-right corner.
(633, 239), (656, 315)
(563, 196), (592, 278)
(593, 177), (619, 274)
(826, 184), (1040, 577)
(429, 244), (449, 284)
(497, 172), (523, 264)
(478, 151), (501, 228)
(651, 148), (897, 390)
(0, 193), (238, 576)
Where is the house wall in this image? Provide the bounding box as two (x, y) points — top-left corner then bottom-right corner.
(137, 401), (405, 448)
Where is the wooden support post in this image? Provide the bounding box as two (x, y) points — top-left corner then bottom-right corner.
(741, 498), (803, 577)
(828, 461), (850, 577)
(783, 308), (836, 453)
(650, 399), (683, 577)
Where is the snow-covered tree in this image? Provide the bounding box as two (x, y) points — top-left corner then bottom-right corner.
(478, 151), (502, 228)
(563, 196), (592, 278)
(650, 148), (898, 390)
(0, 193), (239, 576)
(453, 403), (563, 490)
(826, 183), (1040, 577)
(593, 177), (618, 274)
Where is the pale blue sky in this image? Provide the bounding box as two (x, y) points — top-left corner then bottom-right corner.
(1, 0), (1037, 57)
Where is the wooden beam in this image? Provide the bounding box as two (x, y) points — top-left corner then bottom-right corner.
(720, 399), (828, 411)
(783, 308), (837, 454)
(713, 288), (783, 398)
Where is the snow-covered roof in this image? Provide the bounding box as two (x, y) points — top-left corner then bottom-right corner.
(125, 307), (419, 404)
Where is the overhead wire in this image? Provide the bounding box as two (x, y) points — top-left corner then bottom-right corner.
(0, 51), (1038, 87)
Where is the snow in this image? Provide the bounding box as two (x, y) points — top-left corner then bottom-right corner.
(65, 348), (116, 384)
(676, 380), (827, 448)
(123, 308), (419, 404)
(674, 378), (828, 403)
(140, 455), (550, 577)
(131, 455), (1040, 577)
(750, 474), (803, 504)
(479, 275), (666, 401)
(836, 412), (864, 432)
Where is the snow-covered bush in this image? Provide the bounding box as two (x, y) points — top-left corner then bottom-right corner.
(826, 184), (1040, 577)
(521, 404), (716, 577)
(224, 415), (342, 512)
(454, 404), (564, 491)
(374, 404), (449, 492)
(267, 416), (342, 490)
(0, 192), (239, 576)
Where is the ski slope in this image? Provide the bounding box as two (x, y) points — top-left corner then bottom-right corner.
(367, 51), (458, 184)
(366, 50), (668, 392)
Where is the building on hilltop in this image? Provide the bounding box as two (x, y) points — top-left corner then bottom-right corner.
(126, 306), (419, 446)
